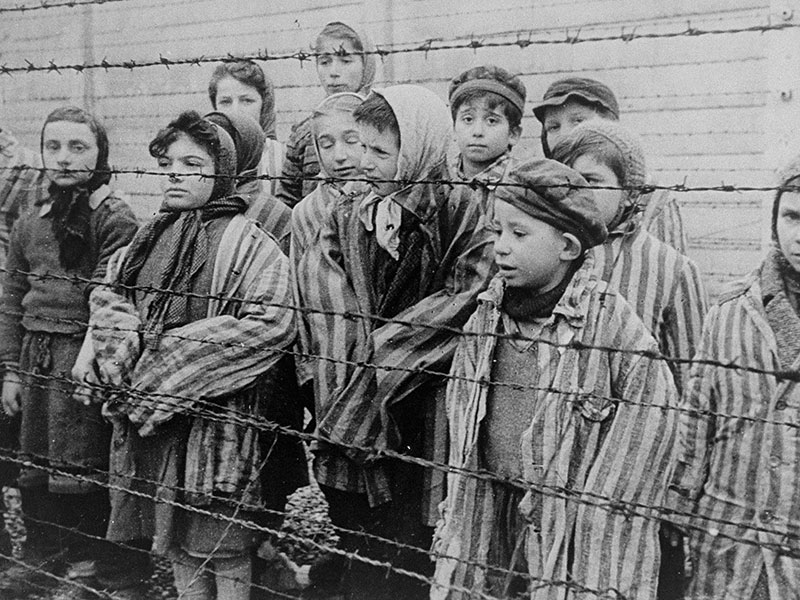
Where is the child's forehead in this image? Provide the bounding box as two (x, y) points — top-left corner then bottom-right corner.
(42, 120), (96, 141)
(357, 121), (399, 145)
(456, 93), (508, 115)
(313, 111), (359, 135)
(317, 35), (358, 54)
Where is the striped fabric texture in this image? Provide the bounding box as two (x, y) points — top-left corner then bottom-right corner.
(432, 254), (679, 600)
(0, 130), (42, 268)
(293, 178), (496, 507)
(639, 187), (688, 256)
(592, 221), (708, 392)
(669, 256), (800, 600)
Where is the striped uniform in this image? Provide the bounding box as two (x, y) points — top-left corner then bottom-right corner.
(669, 253), (800, 600)
(593, 218), (708, 392)
(432, 254), (679, 600)
(639, 186), (688, 255)
(0, 129), (42, 270)
(293, 178), (496, 507)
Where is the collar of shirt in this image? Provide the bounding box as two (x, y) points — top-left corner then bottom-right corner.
(39, 184), (112, 217)
(455, 152), (510, 185)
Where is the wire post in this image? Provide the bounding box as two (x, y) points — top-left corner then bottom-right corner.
(81, 3), (96, 112)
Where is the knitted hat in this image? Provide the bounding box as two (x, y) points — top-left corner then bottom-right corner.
(550, 119), (646, 204)
(773, 154), (800, 241)
(532, 77), (620, 123)
(494, 158), (608, 251)
(448, 65), (527, 118)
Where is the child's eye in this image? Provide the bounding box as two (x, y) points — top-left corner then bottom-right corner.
(345, 134), (361, 145)
(545, 123), (559, 133)
(241, 98), (256, 105)
(70, 143), (87, 153)
(486, 116), (501, 126)
(157, 158), (171, 168)
(218, 98), (232, 106)
(318, 140), (334, 150)
(571, 116), (586, 125)
(44, 141), (60, 152)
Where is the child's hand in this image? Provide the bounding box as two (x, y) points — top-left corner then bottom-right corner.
(71, 356), (100, 406)
(1, 373), (22, 417)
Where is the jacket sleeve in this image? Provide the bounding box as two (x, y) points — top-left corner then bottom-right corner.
(88, 196), (139, 298)
(275, 118), (313, 209)
(662, 256), (708, 392)
(668, 306), (720, 513)
(0, 215), (31, 366)
(644, 189), (688, 255)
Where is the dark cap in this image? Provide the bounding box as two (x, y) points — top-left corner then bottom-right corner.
(532, 77), (620, 123)
(495, 158), (608, 251)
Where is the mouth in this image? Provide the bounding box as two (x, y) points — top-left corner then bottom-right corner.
(164, 188), (188, 196)
(496, 263), (515, 274)
(332, 166), (356, 178)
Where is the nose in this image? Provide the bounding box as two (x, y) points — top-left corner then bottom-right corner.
(360, 152), (373, 172)
(471, 121), (485, 137)
(56, 147), (71, 165)
(493, 231), (509, 255)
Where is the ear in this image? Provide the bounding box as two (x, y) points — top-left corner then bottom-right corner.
(508, 125), (522, 148)
(560, 232), (582, 261)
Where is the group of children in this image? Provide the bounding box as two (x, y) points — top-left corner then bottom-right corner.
(0, 17), (796, 600)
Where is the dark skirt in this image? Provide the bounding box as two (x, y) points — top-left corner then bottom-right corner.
(17, 330), (110, 493)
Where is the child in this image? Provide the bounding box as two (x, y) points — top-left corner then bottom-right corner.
(0, 107), (138, 594)
(82, 110), (303, 600)
(432, 158), (679, 600)
(294, 84), (494, 600)
(276, 21), (376, 207)
(204, 110), (292, 253)
(533, 77), (688, 254)
(449, 65), (525, 182)
(669, 156), (800, 600)
(208, 60), (284, 195)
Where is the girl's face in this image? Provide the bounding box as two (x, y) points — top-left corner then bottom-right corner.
(777, 191), (800, 273)
(42, 121), (99, 188)
(215, 77), (263, 125)
(157, 133), (216, 210)
(570, 154), (626, 227)
(314, 111), (363, 180)
(315, 37), (364, 95)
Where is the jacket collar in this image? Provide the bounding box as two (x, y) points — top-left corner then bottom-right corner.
(39, 184), (112, 217)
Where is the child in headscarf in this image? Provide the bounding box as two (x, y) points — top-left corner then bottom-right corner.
(669, 156), (800, 600)
(84, 110), (301, 600)
(204, 110), (293, 253)
(298, 85), (494, 599)
(276, 21), (376, 208)
(208, 60), (285, 195)
(0, 107), (138, 594)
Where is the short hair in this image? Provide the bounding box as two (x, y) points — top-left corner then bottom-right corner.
(207, 60), (277, 138)
(449, 65), (526, 129)
(353, 94), (400, 141)
(149, 110), (222, 171)
(314, 21), (364, 54)
(41, 106), (111, 188)
(551, 129), (627, 188)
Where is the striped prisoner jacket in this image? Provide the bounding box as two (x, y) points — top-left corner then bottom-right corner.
(432, 255), (679, 600)
(669, 250), (800, 600)
(593, 210), (707, 392)
(639, 185), (688, 255)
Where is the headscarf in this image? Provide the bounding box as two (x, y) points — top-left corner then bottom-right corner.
(39, 106), (111, 270)
(550, 119), (646, 232)
(314, 21), (377, 95)
(310, 92), (364, 177)
(119, 117), (246, 348)
(204, 111), (265, 186)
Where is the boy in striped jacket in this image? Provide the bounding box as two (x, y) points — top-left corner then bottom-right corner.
(432, 158), (679, 600)
(552, 119), (708, 599)
(669, 156), (800, 600)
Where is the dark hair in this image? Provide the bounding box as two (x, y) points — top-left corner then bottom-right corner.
(449, 65), (526, 129)
(550, 130), (627, 188)
(353, 94), (400, 141)
(149, 110), (221, 167)
(41, 106), (110, 190)
(773, 175), (800, 241)
(314, 22), (364, 54)
(207, 60), (277, 139)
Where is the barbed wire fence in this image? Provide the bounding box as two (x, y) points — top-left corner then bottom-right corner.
(0, 4), (797, 599)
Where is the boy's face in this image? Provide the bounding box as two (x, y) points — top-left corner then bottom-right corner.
(316, 37), (365, 96)
(777, 191), (800, 273)
(492, 199), (575, 293)
(314, 112), (363, 180)
(542, 99), (601, 152)
(454, 96), (520, 175)
(42, 121), (99, 188)
(570, 154), (625, 227)
(358, 122), (400, 197)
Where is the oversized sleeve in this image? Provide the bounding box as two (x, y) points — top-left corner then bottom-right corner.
(275, 117), (317, 209)
(316, 188), (496, 457)
(88, 196), (138, 297)
(662, 256), (708, 392)
(643, 189), (688, 255)
(126, 241), (296, 435)
(0, 215), (31, 366)
(668, 306), (720, 511)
